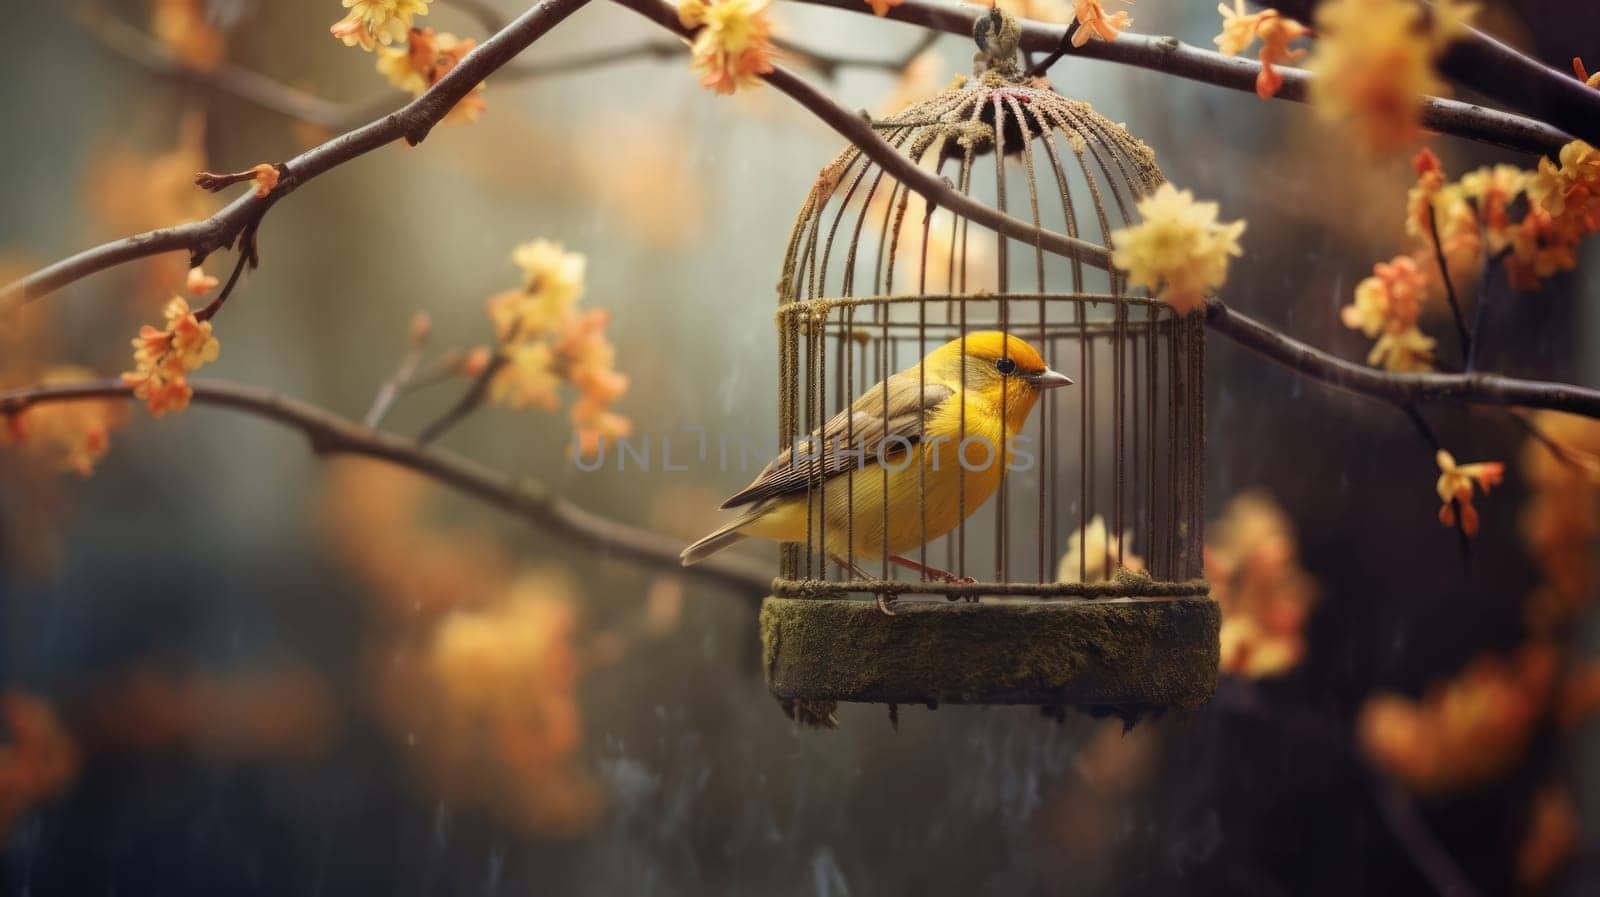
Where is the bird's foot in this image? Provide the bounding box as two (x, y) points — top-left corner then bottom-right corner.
(888, 554), (976, 590)
(875, 593), (898, 616)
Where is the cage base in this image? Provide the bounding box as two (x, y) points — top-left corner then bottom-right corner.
(761, 595), (1219, 711)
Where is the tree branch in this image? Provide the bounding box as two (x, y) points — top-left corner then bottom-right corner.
(788, 0), (1574, 156)
(1204, 298), (1600, 419)
(76, 6), (354, 129)
(2, 0), (596, 310)
(1270, 0), (1600, 147)
(0, 378), (772, 596)
(610, 0), (1113, 271)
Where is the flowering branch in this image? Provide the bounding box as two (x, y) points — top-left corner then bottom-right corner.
(2, 0), (596, 310)
(1204, 298), (1600, 419)
(611, 0), (1113, 269)
(1424, 211), (1471, 362)
(0, 377), (772, 595)
(787, 0), (1575, 156)
(1268, 0), (1600, 145)
(80, 4), (927, 140)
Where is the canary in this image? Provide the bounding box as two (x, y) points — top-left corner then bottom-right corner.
(681, 332), (1072, 588)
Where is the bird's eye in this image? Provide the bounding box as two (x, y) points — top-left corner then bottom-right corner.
(995, 357), (1017, 375)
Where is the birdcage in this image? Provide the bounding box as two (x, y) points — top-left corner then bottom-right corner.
(758, 17), (1219, 727)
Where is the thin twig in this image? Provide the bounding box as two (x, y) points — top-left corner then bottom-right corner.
(2, 0), (597, 310)
(194, 236), (254, 323)
(1425, 208), (1471, 363)
(1466, 247), (1511, 374)
(363, 327), (433, 430)
(404, 351), (472, 392)
(76, 5), (353, 129)
(1399, 401), (1469, 555)
(1025, 23), (1081, 78)
(1203, 299), (1600, 420)
(0, 377), (773, 595)
(417, 353), (507, 444)
(788, 0), (1574, 156)
(1372, 774), (1487, 897)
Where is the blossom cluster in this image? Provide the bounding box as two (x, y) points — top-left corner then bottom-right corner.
(962, 1), (1133, 46)
(376, 27), (487, 122)
(1434, 448), (1503, 538)
(1305, 0), (1477, 154)
(121, 293), (221, 417)
(1213, 1), (1311, 99)
(2, 368), (127, 477)
(1056, 515), (1145, 583)
(152, 0), (225, 71)
(321, 461), (610, 835)
(1205, 491), (1318, 679)
(1518, 411), (1600, 632)
(482, 240), (631, 457)
(1360, 641), (1555, 794)
(678, 0), (775, 95)
(0, 692), (80, 839)
(331, 0), (432, 51)
(1109, 183), (1247, 316)
(1341, 141), (1600, 377)
(1069, 1), (1132, 48)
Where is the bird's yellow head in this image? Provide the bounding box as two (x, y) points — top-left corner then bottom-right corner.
(921, 331), (1073, 427)
(923, 331), (1072, 391)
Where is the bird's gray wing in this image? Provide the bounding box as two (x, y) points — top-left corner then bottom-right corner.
(720, 374), (954, 509)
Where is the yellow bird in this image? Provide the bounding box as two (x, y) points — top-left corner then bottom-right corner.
(681, 332), (1072, 592)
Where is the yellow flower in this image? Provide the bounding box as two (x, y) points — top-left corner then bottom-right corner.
(1576, 57), (1600, 89)
(677, 0), (709, 28)
(152, 0), (225, 71)
(1306, 0), (1475, 154)
(1368, 325), (1435, 372)
(121, 297), (219, 417)
(376, 28), (486, 122)
(1110, 183), (1246, 315)
(478, 239), (629, 455)
(487, 240), (587, 343)
(376, 42), (429, 95)
(1341, 254), (1431, 338)
(331, 0), (431, 51)
(1458, 164), (1526, 252)
(3, 367), (127, 476)
(513, 240), (586, 299)
(1071, 0), (1132, 48)
(687, 0), (775, 94)
(1056, 515), (1145, 583)
(1214, 3), (1311, 99)
(1527, 139), (1600, 221)
(1214, 0), (1266, 57)
(168, 307), (220, 372)
(490, 342), (562, 411)
(1206, 490), (1318, 680)
(1435, 449), (1504, 537)
(185, 266), (219, 295)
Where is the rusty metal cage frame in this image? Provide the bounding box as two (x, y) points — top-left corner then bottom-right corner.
(771, 79), (1208, 605)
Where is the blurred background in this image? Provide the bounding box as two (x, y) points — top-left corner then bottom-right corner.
(1, 0), (1598, 894)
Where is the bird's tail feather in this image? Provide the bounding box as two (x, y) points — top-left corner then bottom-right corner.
(681, 519), (750, 566)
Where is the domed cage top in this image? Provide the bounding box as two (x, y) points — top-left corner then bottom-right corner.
(773, 79), (1207, 603)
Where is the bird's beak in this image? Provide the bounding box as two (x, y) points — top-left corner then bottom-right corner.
(1029, 368), (1074, 389)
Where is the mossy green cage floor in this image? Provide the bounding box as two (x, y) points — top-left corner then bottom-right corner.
(761, 596), (1220, 725)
